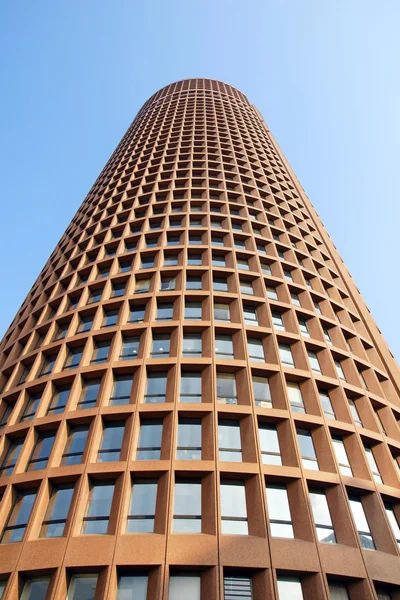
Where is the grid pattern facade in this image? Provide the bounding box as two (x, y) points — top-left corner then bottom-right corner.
(0, 78), (399, 600)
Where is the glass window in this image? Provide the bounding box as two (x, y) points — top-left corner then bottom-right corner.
(1, 490), (37, 543)
(224, 575), (252, 600)
(266, 484), (294, 538)
(287, 382), (305, 413)
(103, 309), (119, 327)
(332, 437), (353, 476)
(335, 361), (346, 382)
(215, 334), (234, 358)
(173, 480), (202, 532)
(252, 376), (272, 407)
(127, 480), (157, 533)
(247, 337), (265, 362)
(218, 420), (242, 462)
(112, 283), (125, 297)
(40, 484), (74, 538)
(284, 269), (293, 281)
(120, 337), (140, 360)
(61, 425), (89, 466)
(26, 433), (55, 471)
(82, 481), (115, 534)
(314, 301), (322, 315)
(67, 575), (98, 600)
(272, 311), (285, 331)
(261, 263), (272, 275)
(137, 419), (163, 460)
(91, 340), (110, 364)
(141, 257), (154, 269)
(156, 302), (173, 321)
(185, 302), (202, 320)
(129, 305), (146, 323)
(297, 428), (319, 470)
(186, 276), (202, 290)
(20, 578), (50, 600)
(348, 496), (375, 550)
(364, 446), (382, 483)
(240, 280), (254, 295)
(144, 373), (167, 403)
(291, 292), (301, 307)
(214, 303), (230, 322)
(135, 279), (150, 294)
(213, 277), (228, 292)
(180, 372), (202, 403)
(117, 574), (148, 600)
(182, 334), (202, 357)
(237, 258), (249, 271)
(309, 489), (336, 543)
(220, 481), (248, 534)
(88, 288), (103, 303)
(77, 315), (93, 334)
(110, 374), (133, 405)
(348, 399), (362, 426)
(217, 373), (237, 404)
(40, 354), (56, 376)
(266, 286), (278, 301)
(189, 234), (202, 245)
(212, 255), (226, 267)
(212, 236), (224, 247)
(151, 334), (170, 357)
(78, 378), (101, 409)
(177, 419), (202, 460)
(187, 253), (202, 266)
(98, 422), (125, 462)
(258, 424), (281, 465)
(384, 504), (400, 548)
(243, 305), (258, 325)
(277, 577), (303, 600)
(279, 344), (294, 367)
(164, 254), (179, 267)
(308, 351), (321, 374)
(47, 386), (70, 415)
(298, 318), (310, 337)
(169, 574), (200, 600)
(323, 328), (333, 345)
(64, 346), (84, 370)
(0, 438), (24, 476)
(328, 583), (350, 600)
(160, 277), (175, 291)
(319, 390), (335, 420)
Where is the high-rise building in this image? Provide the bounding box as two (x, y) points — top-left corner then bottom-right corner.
(0, 79), (399, 600)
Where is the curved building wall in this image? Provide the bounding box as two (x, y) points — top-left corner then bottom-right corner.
(0, 78), (399, 600)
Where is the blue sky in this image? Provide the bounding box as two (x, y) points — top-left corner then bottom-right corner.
(0, 1), (399, 360)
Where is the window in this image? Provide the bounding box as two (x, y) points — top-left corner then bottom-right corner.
(212, 255), (226, 267)
(54, 322), (69, 340)
(177, 419), (202, 459)
(151, 334), (170, 357)
(215, 334), (234, 358)
(187, 253), (202, 266)
(384, 504), (400, 548)
(217, 373), (237, 404)
(169, 574), (200, 600)
(127, 481), (157, 533)
(224, 575), (252, 600)
(220, 480), (248, 534)
(218, 420), (242, 462)
(189, 234), (202, 245)
(167, 235), (180, 246)
(240, 280), (254, 295)
(186, 276), (202, 290)
(279, 344), (294, 367)
(144, 373), (167, 403)
(0, 438), (24, 475)
(40, 354), (56, 376)
(77, 315), (93, 333)
(141, 256), (154, 269)
(308, 351), (322, 374)
(277, 577), (303, 599)
(348, 399), (362, 426)
(120, 337), (140, 360)
(82, 481), (115, 534)
(47, 385), (70, 414)
(173, 480), (202, 532)
(291, 292), (301, 307)
(287, 382), (305, 413)
(98, 422), (125, 462)
(272, 311), (285, 331)
(213, 277), (228, 292)
(243, 305), (258, 325)
(103, 309), (119, 327)
(259, 424), (281, 465)
(266, 484), (294, 538)
(78, 378), (101, 409)
(160, 277), (175, 291)
(332, 437), (352, 476)
(64, 346), (84, 370)
(88, 288), (103, 303)
(135, 279), (150, 294)
(40, 484), (74, 537)
(67, 575), (98, 600)
(323, 328), (333, 345)
(284, 269), (293, 281)
(0, 403), (13, 429)
(297, 428), (319, 470)
(319, 390), (335, 419)
(182, 333), (202, 356)
(348, 495), (375, 549)
(247, 337), (265, 362)
(117, 574), (148, 599)
(335, 361), (346, 382)
(309, 488), (336, 543)
(237, 259), (250, 271)
(119, 260), (131, 273)
(314, 301), (322, 315)
(261, 263), (272, 275)
(61, 425), (89, 465)
(185, 301), (202, 320)
(1, 489), (37, 543)
(298, 318), (310, 337)
(129, 305), (146, 323)
(212, 235), (224, 247)
(110, 374), (132, 405)
(252, 376), (272, 407)
(364, 446), (382, 483)
(137, 419), (163, 460)
(20, 578), (50, 600)
(180, 372), (202, 403)
(156, 302), (173, 321)
(20, 392), (42, 423)
(266, 286), (278, 300)
(27, 432), (55, 471)
(328, 583), (350, 600)
(91, 340), (110, 364)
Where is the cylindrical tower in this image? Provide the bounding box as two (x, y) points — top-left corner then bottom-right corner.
(0, 79), (399, 600)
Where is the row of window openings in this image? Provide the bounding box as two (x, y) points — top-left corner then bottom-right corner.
(0, 413), (390, 486)
(2, 478), (399, 558)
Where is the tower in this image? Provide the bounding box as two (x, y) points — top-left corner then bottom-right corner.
(0, 78), (399, 600)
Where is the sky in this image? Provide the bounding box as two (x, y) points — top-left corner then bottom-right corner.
(0, 0), (399, 361)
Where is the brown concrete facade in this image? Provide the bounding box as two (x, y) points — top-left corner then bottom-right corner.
(0, 78), (399, 599)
